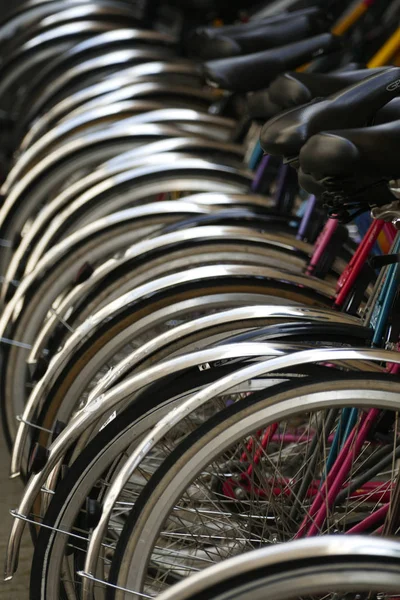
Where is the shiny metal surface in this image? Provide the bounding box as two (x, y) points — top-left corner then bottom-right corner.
(3, 4), (387, 594)
(4, 155), (249, 289)
(60, 77), (213, 118)
(37, 298), (302, 469)
(0, 1), (142, 46)
(21, 71), (207, 149)
(371, 200), (400, 229)
(25, 224), (313, 305)
(23, 46), (179, 123)
(80, 346), (400, 596)
(7, 108), (236, 189)
(9, 261), (335, 476)
(16, 159), (250, 274)
(1, 201), (212, 438)
(18, 27), (177, 114)
(24, 227), (308, 320)
(4, 342), (287, 580)
(0, 22), (125, 105)
(10, 5), (144, 46)
(88, 305), (361, 400)
(97, 107), (235, 137)
(2, 131), (228, 276)
(3, 123), (193, 214)
(24, 225), (321, 371)
(7, 100), (167, 186)
(155, 537), (400, 600)
(6, 346), (399, 580)
(61, 303), (361, 464)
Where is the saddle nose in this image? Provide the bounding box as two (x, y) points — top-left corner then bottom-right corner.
(260, 99), (322, 158)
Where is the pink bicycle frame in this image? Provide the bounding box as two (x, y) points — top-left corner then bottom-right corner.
(306, 216), (391, 309)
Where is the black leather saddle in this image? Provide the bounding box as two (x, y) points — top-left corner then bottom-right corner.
(187, 7), (330, 59)
(297, 122), (400, 219)
(246, 91), (282, 120)
(260, 67), (400, 159)
(246, 67), (376, 121)
(268, 68), (386, 108)
(204, 33), (341, 93)
(297, 116), (400, 218)
(300, 119), (400, 181)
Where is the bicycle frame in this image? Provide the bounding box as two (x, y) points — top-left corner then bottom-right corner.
(227, 398), (398, 538)
(232, 222), (400, 537)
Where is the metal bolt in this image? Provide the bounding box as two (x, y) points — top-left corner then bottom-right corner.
(234, 487), (247, 500)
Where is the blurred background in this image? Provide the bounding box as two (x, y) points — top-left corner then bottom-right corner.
(0, 6), (33, 600)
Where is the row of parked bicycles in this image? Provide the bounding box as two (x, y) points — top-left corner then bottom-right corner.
(2, 0), (400, 598)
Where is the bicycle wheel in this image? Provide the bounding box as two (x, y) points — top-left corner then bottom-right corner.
(7, 347), (393, 584)
(15, 31), (177, 123)
(5, 6), (145, 54)
(1, 200), (213, 442)
(106, 374), (400, 599)
(0, 158), (250, 279)
(20, 72), (211, 150)
(8, 107), (236, 187)
(28, 362), (360, 599)
(0, 24), (152, 111)
(4, 151), (248, 289)
(9, 261), (333, 474)
(30, 352), (320, 599)
(24, 224), (311, 376)
(2, 217), (308, 398)
(155, 536), (400, 600)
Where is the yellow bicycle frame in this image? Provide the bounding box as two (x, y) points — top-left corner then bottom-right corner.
(368, 27), (400, 67)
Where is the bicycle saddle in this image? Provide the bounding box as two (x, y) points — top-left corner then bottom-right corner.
(300, 119), (400, 181)
(188, 8), (309, 40)
(268, 68), (386, 108)
(297, 167), (325, 197)
(260, 67), (400, 159)
(187, 8), (329, 59)
(373, 97), (400, 124)
(204, 33), (341, 93)
(246, 67), (379, 121)
(247, 90), (282, 120)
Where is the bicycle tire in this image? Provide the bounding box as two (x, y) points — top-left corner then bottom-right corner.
(108, 373), (400, 599)
(156, 536), (400, 600)
(29, 365), (356, 600)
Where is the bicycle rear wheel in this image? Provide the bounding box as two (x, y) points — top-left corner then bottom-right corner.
(156, 536), (400, 600)
(107, 374), (400, 599)
(29, 366), (368, 600)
